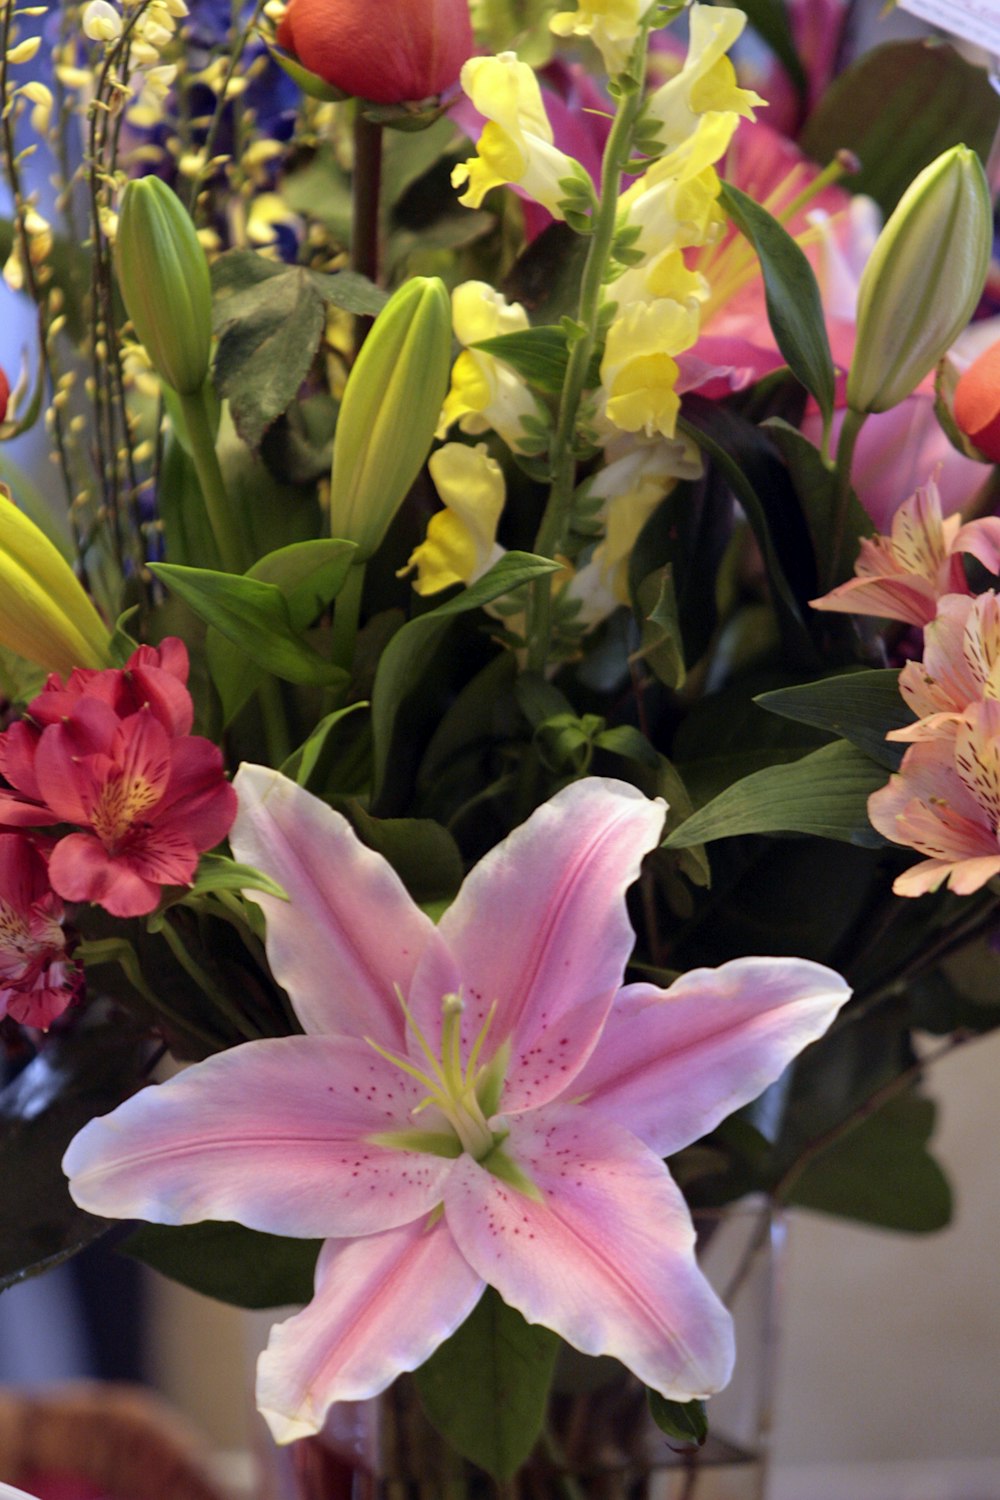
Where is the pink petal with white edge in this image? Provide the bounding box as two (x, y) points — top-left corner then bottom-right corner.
(445, 1106), (733, 1401)
(230, 766), (444, 1045)
(64, 1035), (454, 1238)
(257, 1219), (484, 1443)
(570, 957), (851, 1158)
(410, 778), (666, 1114)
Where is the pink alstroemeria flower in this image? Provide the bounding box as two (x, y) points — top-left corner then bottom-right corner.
(0, 832), (80, 1029)
(810, 481), (1000, 627)
(891, 592), (1000, 741)
(65, 768), (849, 1442)
(869, 699), (1000, 896)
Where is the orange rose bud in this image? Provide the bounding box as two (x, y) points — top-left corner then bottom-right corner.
(276, 0), (474, 105)
(954, 337), (1000, 463)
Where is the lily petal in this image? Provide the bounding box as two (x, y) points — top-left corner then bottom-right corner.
(410, 778), (665, 1114)
(257, 1219), (484, 1443)
(445, 1105), (733, 1401)
(64, 1036), (454, 1238)
(572, 957), (851, 1157)
(230, 765), (443, 1045)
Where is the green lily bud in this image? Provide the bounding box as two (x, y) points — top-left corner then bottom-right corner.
(0, 488), (111, 674)
(847, 145), (991, 414)
(329, 277), (452, 560)
(115, 177), (213, 396)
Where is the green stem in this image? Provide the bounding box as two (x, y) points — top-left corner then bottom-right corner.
(331, 559), (366, 676)
(178, 385), (243, 573)
(526, 34), (654, 672)
(352, 110), (384, 348)
(825, 404), (868, 590)
(158, 915), (261, 1042)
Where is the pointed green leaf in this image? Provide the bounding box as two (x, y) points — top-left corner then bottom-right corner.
(764, 417), (873, 585)
(756, 669), (914, 770)
(786, 1094), (952, 1232)
(472, 326), (601, 394)
(281, 703), (369, 789)
(413, 1287), (559, 1481)
(186, 853), (288, 901)
(121, 1220), (321, 1308)
(372, 552), (561, 797)
(648, 1392), (708, 1449)
(718, 183), (835, 425)
(665, 739), (889, 848)
(149, 561), (347, 688)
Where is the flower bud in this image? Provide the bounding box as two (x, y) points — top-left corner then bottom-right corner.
(0, 489), (112, 674)
(115, 177), (213, 396)
(329, 277), (452, 560)
(953, 335), (1000, 463)
(275, 0), (474, 105)
(846, 145), (991, 414)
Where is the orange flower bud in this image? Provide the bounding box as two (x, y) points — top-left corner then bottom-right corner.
(954, 337), (1000, 464)
(276, 0), (474, 105)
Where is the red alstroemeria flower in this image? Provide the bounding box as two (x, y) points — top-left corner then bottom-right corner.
(0, 638), (236, 917)
(0, 832), (80, 1029)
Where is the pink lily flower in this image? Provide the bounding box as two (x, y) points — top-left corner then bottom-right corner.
(0, 832), (80, 1030)
(869, 698), (1000, 895)
(891, 592), (1000, 741)
(810, 481), (1000, 627)
(65, 768), (849, 1442)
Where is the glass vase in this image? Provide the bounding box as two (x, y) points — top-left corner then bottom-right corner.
(277, 1199), (783, 1500)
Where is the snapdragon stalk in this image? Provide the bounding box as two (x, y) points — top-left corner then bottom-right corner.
(527, 19), (655, 672)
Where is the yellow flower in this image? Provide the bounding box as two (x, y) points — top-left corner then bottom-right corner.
(0, 489), (111, 675)
(452, 52), (592, 219)
(402, 443), (505, 595)
(550, 0), (658, 76)
(601, 298), (700, 439)
(646, 3), (763, 150)
(438, 282), (541, 454)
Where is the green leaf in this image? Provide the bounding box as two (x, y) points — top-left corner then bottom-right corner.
(756, 669), (914, 770)
(764, 418), (873, 586)
(718, 183), (835, 426)
(786, 1094), (952, 1232)
(281, 703), (369, 789)
(413, 1287), (559, 1481)
(665, 739), (889, 849)
(0, 1005), (151, 1291)
(341, 803), (464, 905)
(472, 326), (601, 395)
(149, 561), (347, 688)
(800, 40), (1000, 215)
(186, 853), (288, 902)
(371, 552), (561, 799)
(678, 403), (820, 667)
(648, 1392), (708, 1449)
(206, 539), (357, 721)
(211, 252), (385, 448)
(635, 564), (686, 690)
(121, 1221), (320, 1308)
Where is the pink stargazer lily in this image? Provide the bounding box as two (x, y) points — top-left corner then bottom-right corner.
(810, 481), (1000, 628)
(64, 768), (850, 1443)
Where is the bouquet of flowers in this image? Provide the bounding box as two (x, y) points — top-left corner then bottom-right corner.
(2, 0), (1000, 1491)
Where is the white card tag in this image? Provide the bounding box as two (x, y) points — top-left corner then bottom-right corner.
(897, 0), (1000, 53)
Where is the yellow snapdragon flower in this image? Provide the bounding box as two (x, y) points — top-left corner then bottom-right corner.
(601, 298), (701, 438)
(550, 0), (659, 76)
(452, 52), (593, 219)
(646, 3), (763, 149)
(402, 443), (505, 595)
(438, 282), (541, 454)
